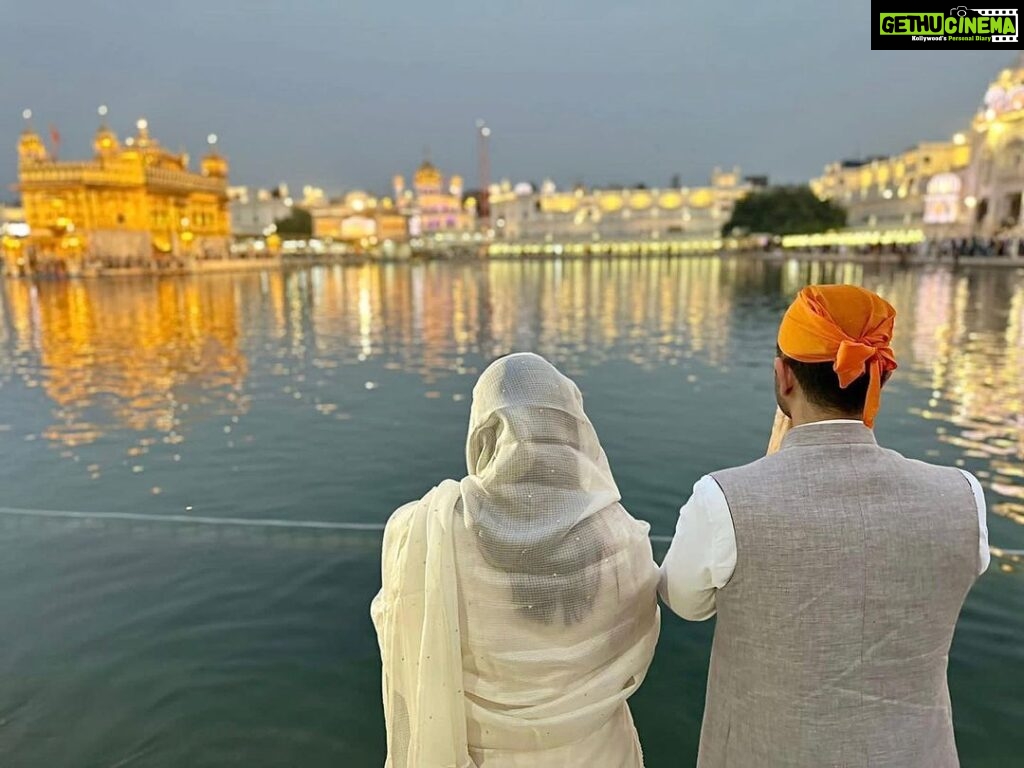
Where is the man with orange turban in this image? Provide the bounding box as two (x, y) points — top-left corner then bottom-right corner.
(659, 284), (990, 768)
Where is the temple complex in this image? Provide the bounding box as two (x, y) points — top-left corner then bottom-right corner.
(810, 141), (970, 233)
(394, 160), (475, 236)
(488, 168), (753, 244)
(9, 108), (230, 275)
(810, 53), (1024, 244)
(310, 190), (408, 253)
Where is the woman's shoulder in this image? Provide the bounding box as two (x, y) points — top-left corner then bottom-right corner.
(602, 501), (652, 536)
(384, 480), (462, 533)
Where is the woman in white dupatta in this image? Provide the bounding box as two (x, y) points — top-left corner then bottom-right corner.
(371, 353), (660, 768)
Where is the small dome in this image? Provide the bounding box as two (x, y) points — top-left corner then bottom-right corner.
(94, 125), (120, 157)
(201, 152), (229, 178)
(18, 129), (48, 163)
(414, 160), (442, 188)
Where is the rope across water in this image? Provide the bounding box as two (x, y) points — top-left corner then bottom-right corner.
(0, 506), (1020, 556)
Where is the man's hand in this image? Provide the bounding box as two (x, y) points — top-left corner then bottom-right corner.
(767, 407), (792, 455)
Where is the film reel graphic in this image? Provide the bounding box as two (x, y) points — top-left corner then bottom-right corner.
(972, 7), (1019, 42)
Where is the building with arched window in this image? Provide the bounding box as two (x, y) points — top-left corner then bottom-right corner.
(810, 141), (971, 235)
(487, 168), (753, 243)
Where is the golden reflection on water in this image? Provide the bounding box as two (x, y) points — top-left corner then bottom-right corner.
(1, 258), (1023, 537)
(0, 278), (249, 477)
(303, 258), (742, 376)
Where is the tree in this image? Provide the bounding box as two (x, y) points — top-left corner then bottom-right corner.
(721, 186), (846, 237)
(274, 207), (313, 237)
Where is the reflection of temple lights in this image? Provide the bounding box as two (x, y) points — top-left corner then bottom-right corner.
(358, 277), (373, 357)
(2, 260), (1022, 532)
(0, 278), (248, 450)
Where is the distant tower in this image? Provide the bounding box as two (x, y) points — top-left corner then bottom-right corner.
(476, 119), (491, 221)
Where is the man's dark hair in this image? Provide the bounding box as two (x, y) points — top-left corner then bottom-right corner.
(777, 346), (871, 416)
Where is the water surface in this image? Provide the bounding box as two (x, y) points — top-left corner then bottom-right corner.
(0, 258), (1021, 766)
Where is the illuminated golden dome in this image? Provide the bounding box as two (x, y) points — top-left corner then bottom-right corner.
(18, 129), (48, 164)
(658, 191), (683, 210)
(201, 152), (228, 178)
(629, 191), (653, 210)
(690, 189), (713, 209)
(93, 125), (120, 158)
(17, 109), (47, 164)
(598, 193), (623, 212)
(201, 133), (228, 178)
(414, 160), (442, 188)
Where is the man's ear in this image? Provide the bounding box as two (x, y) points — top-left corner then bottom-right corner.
(774, 356), (796, 396)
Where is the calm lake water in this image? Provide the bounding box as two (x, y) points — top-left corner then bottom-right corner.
(0, 258), (1021, 767)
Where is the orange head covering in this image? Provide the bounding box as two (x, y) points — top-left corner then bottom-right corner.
(778, 285), (897, 427)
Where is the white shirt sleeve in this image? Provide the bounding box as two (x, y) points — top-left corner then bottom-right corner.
(958, 469), (990, 576)
(658, 475), (737, 621)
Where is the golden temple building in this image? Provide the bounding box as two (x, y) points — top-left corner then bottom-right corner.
(9, 108), (231, 276)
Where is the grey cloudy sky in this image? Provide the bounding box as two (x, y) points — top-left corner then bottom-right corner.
(0, 0), (1012, 197)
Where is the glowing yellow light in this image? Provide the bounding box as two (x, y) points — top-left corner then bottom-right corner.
(540, 195), (579, 213)
(964, 196), (978, 209)
(629, 191), (653, 210)
(781, 229), (924, 248)
(137, 118), (148, 131)
(689, 189), (713, 208)
(985, 108), (996, 121)
(658, 191), (683, 209)
(953, 132), (966, 145)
